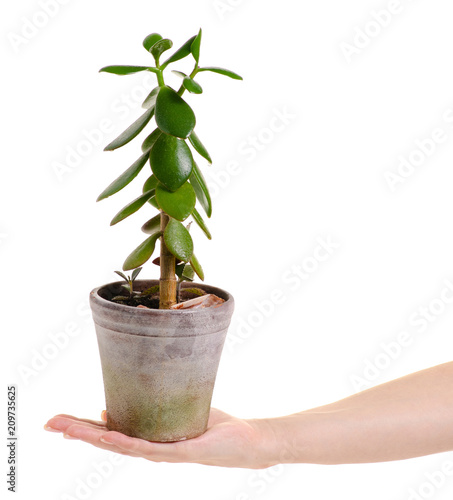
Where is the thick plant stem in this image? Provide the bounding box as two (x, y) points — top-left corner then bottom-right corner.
(159, 212), (177, 309)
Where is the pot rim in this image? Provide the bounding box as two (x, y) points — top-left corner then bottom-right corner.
(90, 279), (234, 316)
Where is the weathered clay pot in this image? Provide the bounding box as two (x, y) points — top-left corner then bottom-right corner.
(90, 280), (234, 442)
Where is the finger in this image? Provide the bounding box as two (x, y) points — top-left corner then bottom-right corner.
(46, 416), (107, 434)
(101, 410), (107, 422)
(63, 424), (142, 458)
(99, 431), (200, 463)
(53, 414), (106, 427)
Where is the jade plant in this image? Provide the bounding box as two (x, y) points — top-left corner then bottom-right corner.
(97, 30), (242, 309)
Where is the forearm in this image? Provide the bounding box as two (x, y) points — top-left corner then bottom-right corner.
(258, 362), (453, 466)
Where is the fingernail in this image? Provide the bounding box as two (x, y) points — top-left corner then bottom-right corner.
(44, 425), (61, 433)
(101, 410), (107, 422)
(100, 437), (113, 445)
(63, 434), (78, 440)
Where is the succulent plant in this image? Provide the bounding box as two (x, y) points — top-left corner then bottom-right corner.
(97, 30), (242, 308)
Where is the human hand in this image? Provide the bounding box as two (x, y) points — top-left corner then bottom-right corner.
(45, 408), (276, 469)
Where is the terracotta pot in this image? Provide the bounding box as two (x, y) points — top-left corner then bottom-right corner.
(89, 280), (234, 442)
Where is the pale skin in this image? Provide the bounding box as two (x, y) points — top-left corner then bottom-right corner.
(45, 361), (453, 469)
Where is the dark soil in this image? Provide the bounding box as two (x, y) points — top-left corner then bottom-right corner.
(109, 285), (207, 309)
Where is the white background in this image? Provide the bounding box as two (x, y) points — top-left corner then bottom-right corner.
(3, 0), (453, 498)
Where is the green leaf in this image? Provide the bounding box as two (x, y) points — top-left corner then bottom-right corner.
(150, 133), (194, 191)
(155, 86), (196, 139)
(143, 33), (162, 51)
(123, 232), (162, 271)
(141, 284), (159, 295)
(161, 35), (197, 69)
(110, 189), (155, 226)
(104, 108), (154, 151)
(192, 208), (212, 239)
(191, 29), (202, 63)
(175, 263), (185, 280)
(189, 162), (212, 217)
(114, 270), (128, 282)
(97, 152), (149, 201)
(142, 128), (162, 153)
(143, 175), (159, 192)
(183, 76), (203, 94)
(190, 253), (204, 281)
(156, 182), (196, 221)
(151, 38), (173, 62)
(141, 213), (161, 234)
(131, 267), (142, 281)
(142, 87), (160, 109)
(188, 131), (212, 164)
(182, 263), (195, 281)
(163, 219), (194, 262)
(197, 66), (243, 80)
(171, 70), (187, 78)
(99, 65), (153, 75)
(143, 175), (159, 208)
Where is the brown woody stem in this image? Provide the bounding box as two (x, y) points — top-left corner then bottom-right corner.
(159, 212), (177, 309)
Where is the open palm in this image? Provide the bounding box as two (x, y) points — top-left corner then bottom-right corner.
(45, 408), (272, 469)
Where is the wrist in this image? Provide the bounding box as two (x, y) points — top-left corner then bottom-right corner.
(248, 414), (304, 468)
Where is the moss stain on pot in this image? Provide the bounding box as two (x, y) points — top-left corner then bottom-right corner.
(100, 360), (214, 441)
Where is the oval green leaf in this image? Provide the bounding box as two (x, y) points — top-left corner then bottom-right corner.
(143, 175), (159, 192)
(189, 162), (212, 217)
(123, 232), (162, 271)
(97, 152), (149, 202)
(143, 175), (159, 208)
(143, 33), (162, 51)
(156, 182), (196, 221)
(171, 70), (187, 79)
(114, 270), (128, 282)
(188, 131), (212, 164)
(191, 29), (202, 63)
(155, 86), (196, 139)
(99, 65), (152, 75)
(190, 253), (204, 281)
(131, 267), (142, 281)
(182, 263), (195, 281)
(192, 208), (212, 239)
(142, 86), (160, 109)
(141, 213), (161, 234)
(142, 128), (162, 153)
(163, 219), (193, 262)
(110, 189), (155, 226)
(161, 35), (197, 69)
(150, 133), (194, 191)
(183, 76), (203, 94)
(151, 38), (173, 62)
(104, 108), (154, 151)
(197, 66), (243, 80)
(175, 263), (185, 280)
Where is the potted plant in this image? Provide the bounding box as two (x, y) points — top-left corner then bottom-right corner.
(89, 30), (242, 443)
